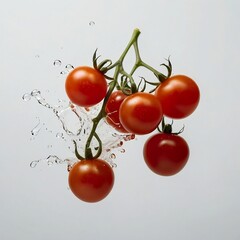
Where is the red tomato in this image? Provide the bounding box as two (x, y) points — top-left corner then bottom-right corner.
(119, 92), (163, 135)
(105, 90), (129, 133)
(155, 75), (200, 119)
(65, 66), (107, 107)
(143, 133), (189, 176)
(68, 159), (114, 203)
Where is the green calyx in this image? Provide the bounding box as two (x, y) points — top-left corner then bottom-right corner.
(158, 117), (185, 135)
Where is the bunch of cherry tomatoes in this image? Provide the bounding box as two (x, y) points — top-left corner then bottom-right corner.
(65, 29), (200, 203)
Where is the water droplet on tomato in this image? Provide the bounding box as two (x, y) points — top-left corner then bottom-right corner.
(67, 164), (72, 172)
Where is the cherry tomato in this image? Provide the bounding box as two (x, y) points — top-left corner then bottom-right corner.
(119, 92), (163, 135)
(65, 66), (107, 107)
(68, 159), (114, 203)
(143, 133), (189, 176)
(105, 90), (129, 133)
(155, 75), (200, 119)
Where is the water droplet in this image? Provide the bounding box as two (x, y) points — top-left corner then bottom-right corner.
(35, 54), (40, 58)
(31, 89), (41, 96)
(120, 148), (125, 153)
(123, 134), (135, 141)
(70, 103), (75, 109)
(22, 93), (31, 101)
(53, 60), (62, 66)
(53, 109), (59, 115)
(47, 160), (53, 165)
(65, 64), (74, 71)
(117, 141), (123, 147)
(110, 153), (116, 159)
(60, 71), (67, 75)
(106, 159), (117, 168)
(30, 160), (39, 168)
(112, 163), (117, 168)
(67, 164), (72, 172)
(89, 21), (95, 26)
(31, 120), (42, 136)
(56, 132), (64, 138)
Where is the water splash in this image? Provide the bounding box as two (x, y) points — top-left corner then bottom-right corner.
(24, 90), (135, 168)
(30, 155), (73, 168)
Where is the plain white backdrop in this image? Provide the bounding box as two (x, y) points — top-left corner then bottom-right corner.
(1, 0), (240, 239)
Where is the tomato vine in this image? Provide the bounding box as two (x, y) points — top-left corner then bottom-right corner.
(67, 28), (199, 162)
(24, 28), (200, 203)
(72, 28), (168, 159)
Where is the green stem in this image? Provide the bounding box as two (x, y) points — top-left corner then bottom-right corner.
(84, 29), (141, 159)
(140, 61), (167, 81)
(82, 28), (169, 159)
(130, 37), (167, 81)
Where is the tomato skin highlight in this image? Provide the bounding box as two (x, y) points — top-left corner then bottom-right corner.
(143, 133), (189, 176)
(68, 159), (114, 203)
(65, 66), (107, 107)
(119, 92), (163, 135)
(155, 75), (200, 119)
(105, 90), (129, 133)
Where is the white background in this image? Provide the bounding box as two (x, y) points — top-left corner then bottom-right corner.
(1, 0), (240, 239)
